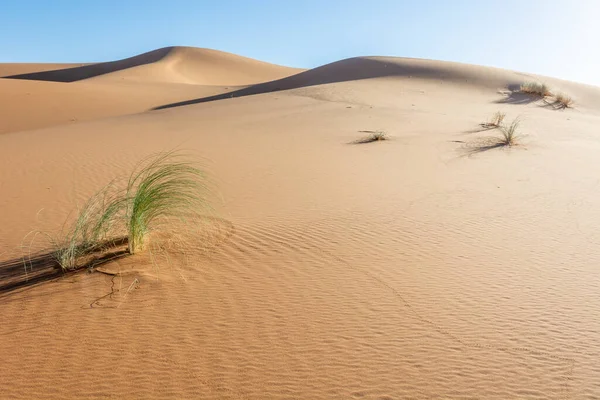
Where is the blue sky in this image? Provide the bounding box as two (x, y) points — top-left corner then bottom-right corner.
(1, 0), (598, 85)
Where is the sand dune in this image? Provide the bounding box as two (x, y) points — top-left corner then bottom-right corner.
(87, 47), (305, 85)
(156, 56), (600, 110)
(2, 48), (600, 399)
(0, 63), (86, 77)
(0, 47), (302, 134)
(0, 77), (235, 134)
(3, 46), (302, 85)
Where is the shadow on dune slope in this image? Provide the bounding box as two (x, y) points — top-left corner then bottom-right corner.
(154, 57), (522, 110)
(2, 48), (174, 82)
(493, 84), (540, 105)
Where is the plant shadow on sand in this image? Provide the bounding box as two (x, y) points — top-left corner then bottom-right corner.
(349, 130), (389, 144)
(0, 239), (129, 295)
(456, 135), (522, 157)
(462, 112), (506, 134)
(494, 85), (539, 105)
(540, 97), (574, 110)
(0, 216), (236, 297)
(462, 125), (500, 134)
(494, 84), (573, 110)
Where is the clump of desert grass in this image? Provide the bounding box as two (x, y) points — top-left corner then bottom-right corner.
(52, 185), (126, 270)
(124, 153), (211, 254)
(550, 92), (574, 109)
(481, 111), (506, 128)
(464, 116), (523, 155)
(519, 82), (574, 110)
(520, 81), (552, 98)
(498, 117), (522, 147)
(47, 152), (212, 271)
(353, 130), (388, 144)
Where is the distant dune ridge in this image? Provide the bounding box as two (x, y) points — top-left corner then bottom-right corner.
(1, 46), (599, 135)
(153, 56), (532, 109)
(2, 46), (304, 85)
(0, 47), (303, 134)
(156, 55), (600, 110)
(2, 47), (600, 399)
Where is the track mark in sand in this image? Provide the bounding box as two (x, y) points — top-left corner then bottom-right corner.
(234, 217), (578, 399)
(88, 275), (140, 309)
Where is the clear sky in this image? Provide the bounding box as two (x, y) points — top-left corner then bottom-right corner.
(1, 0), (598, 86)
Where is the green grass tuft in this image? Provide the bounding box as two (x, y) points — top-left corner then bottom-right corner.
(499, 117), (521, 147)
(123, 152), (212, 254)
(48, 152), (212, 270)
(53, 184), (126, 270)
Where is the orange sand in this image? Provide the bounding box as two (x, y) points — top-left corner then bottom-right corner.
(1, 47), (600, 399)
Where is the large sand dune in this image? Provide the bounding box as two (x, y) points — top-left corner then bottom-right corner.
(1, 47), (600, 399)
(3, 46), (303, 85)
(0, 47), (302, 134)
(156, 56), (600, 110)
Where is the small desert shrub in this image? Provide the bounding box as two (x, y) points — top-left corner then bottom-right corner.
(499, 118), (521, 147)
(482, 111), (506, 128)
(490, 111), (506, 126)
(354, 130), (388, 144)
(124, 153), (211, 254)
(520, 81), (552, 97)
(50, 152), (212, 270)
(53, 185), (125, 270)
(552, 92), (574, 109)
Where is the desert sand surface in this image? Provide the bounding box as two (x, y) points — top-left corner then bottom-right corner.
(0, 47), (303, 134)
(1, 48), (600, 399)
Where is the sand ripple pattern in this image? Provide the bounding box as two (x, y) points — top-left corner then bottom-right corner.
(1, 211), (600, 399)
